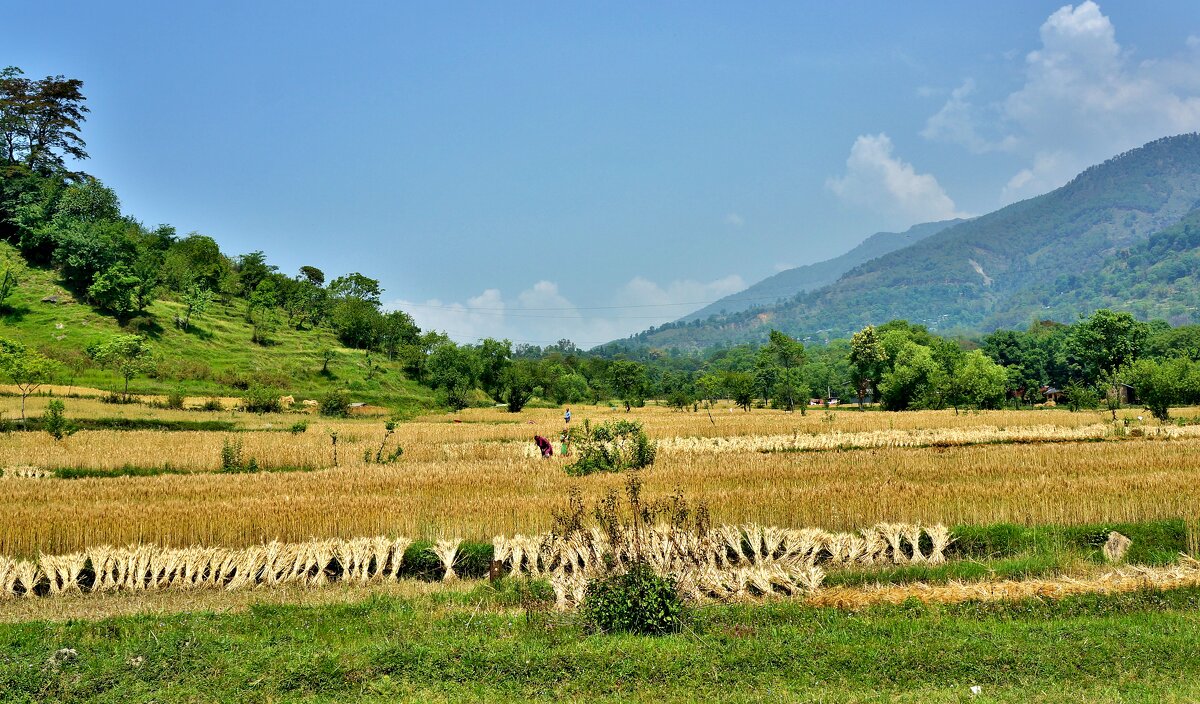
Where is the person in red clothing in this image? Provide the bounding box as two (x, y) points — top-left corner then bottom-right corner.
(534, 434), (553, 458)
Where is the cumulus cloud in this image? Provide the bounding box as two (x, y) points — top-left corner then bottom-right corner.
(386, 274), (745, 347)
(826, 133), (970, 224)
(923, 1), (1200, 199)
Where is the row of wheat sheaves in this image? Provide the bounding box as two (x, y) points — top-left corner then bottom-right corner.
(0, 522), (951, 609)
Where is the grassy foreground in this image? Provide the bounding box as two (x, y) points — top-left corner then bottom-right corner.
(3, 585), (1200, 703)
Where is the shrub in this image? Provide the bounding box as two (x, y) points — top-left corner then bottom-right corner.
(580, 563), (684, 636)
(165, 388), (186, 410)
(566, 419), (657, 476)
(455, 541), (495, 579)
(42, 399), (75, 441)
(401, 540), (443, 582)
(200, 397), (224, 412)
(320, 389), (350, 418)
(100, 392), (137, 405)
(289, 420), (309, 434)
(1064, 381), (1099, 411)
(241, 385), (282, 414)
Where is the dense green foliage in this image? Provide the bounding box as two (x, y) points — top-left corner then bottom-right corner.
(40, 398), (73, 440)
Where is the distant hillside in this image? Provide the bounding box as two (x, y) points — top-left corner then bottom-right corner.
(681, 219), (961, 322)
(617, 133), (1200, 350)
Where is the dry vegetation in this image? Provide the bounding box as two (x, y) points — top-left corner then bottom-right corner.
(1, 401), (1198, 557)
(810, 555), (1200, 609)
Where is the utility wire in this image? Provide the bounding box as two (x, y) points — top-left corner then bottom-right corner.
(397, 291), (790, 314)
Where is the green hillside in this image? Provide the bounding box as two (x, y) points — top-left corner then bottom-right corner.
(997, 208), (1200, 328)
(0, 241), (435, 410)
(621, 133), (1200, 350)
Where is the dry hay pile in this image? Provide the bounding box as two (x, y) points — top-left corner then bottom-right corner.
(494, 522), (951, 608)
(0, 537), (424, 599)
(810, 554), (1200, 609)
(0, 465), (53, 479)
(657, 423), (1200, 455)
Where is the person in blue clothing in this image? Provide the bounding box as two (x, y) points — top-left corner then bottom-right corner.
(564, 408), (571, 425)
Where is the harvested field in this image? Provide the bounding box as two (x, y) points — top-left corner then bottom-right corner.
(1, 404), (1198, 557)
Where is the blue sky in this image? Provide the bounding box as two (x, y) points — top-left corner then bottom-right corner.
(9, 1), (1200, 345)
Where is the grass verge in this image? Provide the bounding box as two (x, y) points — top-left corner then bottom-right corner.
(3, 585), (1200, 702)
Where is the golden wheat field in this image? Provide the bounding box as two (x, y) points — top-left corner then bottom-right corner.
(1, 396), (1199, 557)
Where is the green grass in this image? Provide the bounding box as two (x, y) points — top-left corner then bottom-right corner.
(1, 416), (241, 433)
(3, 586), (1200, 702)
(0, 242), (436, 413)
(48, 463), (320, 480)
(950, 519), (1188, 566)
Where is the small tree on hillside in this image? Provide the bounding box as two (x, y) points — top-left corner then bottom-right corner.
(178, 283), (213, 331)
(0, 338), (57, 422)
(0, 252), (24, 311)
(89, 334), (154, 400)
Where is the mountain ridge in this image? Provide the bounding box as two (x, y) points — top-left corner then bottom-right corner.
(680, 219), (962, 323)
(613, 133), (1200, 351)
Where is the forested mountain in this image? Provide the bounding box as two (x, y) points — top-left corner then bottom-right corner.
(620, 134), (1200, 351)
(680, 219), (961, 322)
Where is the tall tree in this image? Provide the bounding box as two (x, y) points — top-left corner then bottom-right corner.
(298, 266), (325, 287)
(765, 330), (805, 411)
(607, 360), (647, 411)
(0, 67), (89, 172)
(329, 273), (382, 305)
(475, 337), (512, 399)
(849, 325), (886, 408)
(1067, 309), (1148, 385)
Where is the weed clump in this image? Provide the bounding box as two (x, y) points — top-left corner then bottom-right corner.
(362, 422), (403, 464)
(220, 437), (259, 473)
(580, 563), (683, 636)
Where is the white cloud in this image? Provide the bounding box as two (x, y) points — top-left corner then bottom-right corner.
(924, 1), (1200, 198)
(826, 133), (970, 224)
(723, 212), (745, 227)
(921, 79), (1016, 153)
(386, 274), (745, 347)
